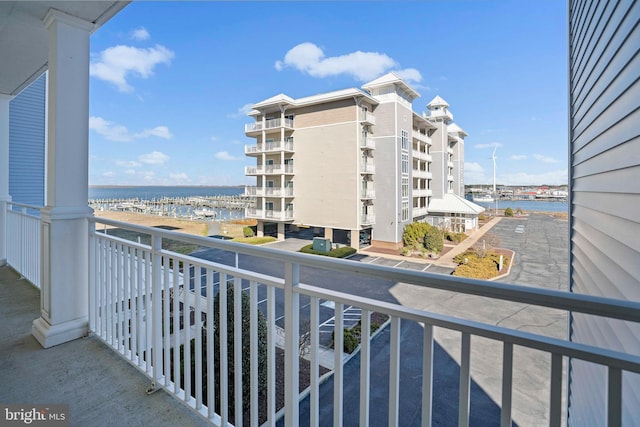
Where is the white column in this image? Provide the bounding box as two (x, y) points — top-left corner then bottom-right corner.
(0, 95), (12, 266)
(32, 10), (94, 348)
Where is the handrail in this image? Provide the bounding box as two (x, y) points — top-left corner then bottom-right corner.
(89, 216), (640, 323)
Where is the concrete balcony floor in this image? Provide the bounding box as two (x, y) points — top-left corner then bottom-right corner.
(0, 265), (209, 427)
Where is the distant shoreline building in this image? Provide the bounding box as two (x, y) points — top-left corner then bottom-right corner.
(243, 72), (484, 248)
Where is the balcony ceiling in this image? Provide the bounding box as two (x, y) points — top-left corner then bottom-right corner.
(0, 1), (129, 96)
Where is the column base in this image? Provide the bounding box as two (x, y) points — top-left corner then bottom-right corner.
(32, 316), (88, 348)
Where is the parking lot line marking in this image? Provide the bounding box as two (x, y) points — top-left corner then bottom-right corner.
(422, 264), (431, 271)
(366, 257), (380, 264)
(394, 260), (405, 268)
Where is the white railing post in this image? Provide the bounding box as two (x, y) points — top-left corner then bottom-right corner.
(388, 316), (400, 427)
(334, 302), (344, 427)
(422, 323), (434, 427)
(88, 221), (96, 332)
(284, 262), (300, 427)
(359, 309), (371, 427)
(501, 342), (513, 427)
(459, 332), (471, 427)
(151, 235), (163, 389)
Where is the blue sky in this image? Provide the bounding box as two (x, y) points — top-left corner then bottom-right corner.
(88, 1), (568, 187)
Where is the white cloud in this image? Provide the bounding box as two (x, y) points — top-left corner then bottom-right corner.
(115, 160), (141, 168)
(169, 173), (191, 183)
(275, 42), (421, 82)
(102, 171), (115, 177)
(510, 155), (528, 160)
(474, 142), (503, 149)
(137, 126), (173, 139)
(533, 154), (560, 163)
(227, 103), (254, 119)
(89, 116), (172, 142)
(215, 151), (239, 161)
(131, 27), (150, 41)
(90, 44), (174, 92)
(138, 151), (170, 165)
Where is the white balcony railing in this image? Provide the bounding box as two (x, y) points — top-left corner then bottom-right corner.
(360, 138), (376, 150)
(245, 208), (294, 220)
(360, 112), (376, 126)
(245, 118), (294, 133)
(80, 217), (640, 427)
(245, 140), (294, 155)
(361, 188), (376, 199)
(361, 213), (376, 225)
(412, 207), (428, 217)
(6, 202), (41, 288)
(360, 163), (375, 174)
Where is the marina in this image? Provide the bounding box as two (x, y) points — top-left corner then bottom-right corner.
(89, 194), (255, 220)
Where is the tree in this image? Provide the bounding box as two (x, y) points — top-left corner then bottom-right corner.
(504, 207), (514, 217)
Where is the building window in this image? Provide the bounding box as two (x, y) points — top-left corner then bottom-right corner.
(401, 153), (409, 174)
(401, 129), (409, 151)
(402, 201), (409, 222)
(402, 177), (409, 198)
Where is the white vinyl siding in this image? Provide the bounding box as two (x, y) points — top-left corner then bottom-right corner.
(568, 1), (640, 425)
(9, 73), (46, 207)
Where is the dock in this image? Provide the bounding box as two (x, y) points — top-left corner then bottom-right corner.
(90, 195), (255, 220)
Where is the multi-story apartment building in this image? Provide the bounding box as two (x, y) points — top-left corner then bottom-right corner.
(244, 73), (483, 248)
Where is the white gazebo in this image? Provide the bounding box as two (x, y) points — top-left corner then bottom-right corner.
(0, 1), (130, 347)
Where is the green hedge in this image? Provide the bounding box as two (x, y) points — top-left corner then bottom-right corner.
(232, 236), (276, 244)
(299, 244), (356, 258)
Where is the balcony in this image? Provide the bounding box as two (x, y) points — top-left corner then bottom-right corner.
(412, 206), (429, 217)
(360, 138), (376, 150)
(244, 118), (295, 136)
(412, 130), (428, 142)
(413, 150), (430, 161)
(4, 206), (640, 427)
(413, 169), (431, 179)
(360, 162), (376, 174)
(245, 164), (293, 176)
(360, 213), (376, 225)
(413, 188), (431, 198)
(245, 140), (294, 156)
(360, 112), (376, 126)
(361, 188), (376, 199)
(245, 208), (295, 220)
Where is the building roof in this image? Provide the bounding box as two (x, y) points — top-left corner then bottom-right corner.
(428, 194), (485, 215)
(447, 123), (468, 137)
(427, 95), (449, 109)
(250, 88), (378, 113)
(361, 72), (420, 99)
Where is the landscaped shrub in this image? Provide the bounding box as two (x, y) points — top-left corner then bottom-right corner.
(299, 244), (356, 258)
(445, 231), (468, 243)
(232, 236), (276, 244)
(453, 250), (510, 279)
(424, 227), (443, 254)
(243, 226), (255, 237)
(504, 207), (514, 217)
(331, 328), (359, 354)
(403, 221), (443, 255)
(402, 221), (431, 250)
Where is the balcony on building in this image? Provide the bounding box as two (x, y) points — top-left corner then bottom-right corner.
(360, 162), (376, 174)
(246, 207), (294, 221)
(360, 112), (376, 126)
(360, 187), (376, 199)
(244, 117), (295, 136)
(360, 138), (376, 150)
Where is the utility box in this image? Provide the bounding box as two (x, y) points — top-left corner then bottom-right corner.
(312, 237), (332, 253)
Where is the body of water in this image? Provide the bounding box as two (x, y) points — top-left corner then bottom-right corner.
(474, 199), (568, 213)
(89, 185), (244, 200)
